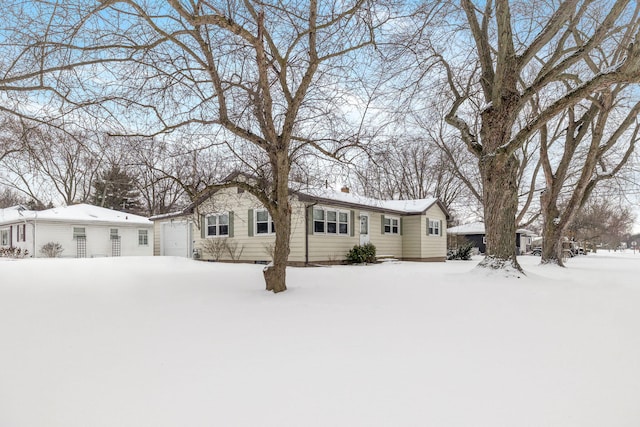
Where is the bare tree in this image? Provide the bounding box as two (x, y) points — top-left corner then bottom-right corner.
(354, 136), (466, 212)
(569, 197), (636, 249)
(0, 121), (103, 205)
(0, 186), (26, 208)
(404, 0), (640, 273)
(539, 87), (640, 265)
(1, 1), (387, 292)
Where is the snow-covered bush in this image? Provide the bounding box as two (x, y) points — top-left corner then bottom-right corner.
(447, 242), (474, 260)
(40, 242), (64, 258)
(346, 243), (377, 264)
(0, 247), (29, 258)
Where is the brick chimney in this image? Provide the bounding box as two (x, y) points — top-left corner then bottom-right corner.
(341, 186), (350, 193)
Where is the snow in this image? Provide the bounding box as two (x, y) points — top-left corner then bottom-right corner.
(298, 187), (438, 213)
(0, 203), (151, 226)
(1, 252), (640, 426)
(448, 221), (534, 235)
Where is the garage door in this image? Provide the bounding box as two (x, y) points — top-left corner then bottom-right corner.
(162, 221), (191, 257)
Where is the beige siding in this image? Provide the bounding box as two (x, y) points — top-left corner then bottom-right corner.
(368, 212), (403, 258)
(193, 189), (364, 264)
(307, 206), (359, 263)
(193, 188), (307, 263)
(153, 221), (161, 256)
(189, 187), (447, 264)
(401, 215), (422, 258)
(420, 205), (448, 259)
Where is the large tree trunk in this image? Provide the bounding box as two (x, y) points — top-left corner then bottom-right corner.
(478, 152), (523, 272)
(540, 193), (566, 266)
(263, 152), (291, 293)
(263, 205), (291, 293)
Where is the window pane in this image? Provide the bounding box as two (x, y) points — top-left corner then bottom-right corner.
(219, 214), (229, 225)
(339, 223), (348, 234)
(139, 230), (148, 245)
(256, 210), (268, 222)
(207, 216), (217, 226)
(384, 218), (390, 226)
(339, 212), (348, 222)
(314, 221), (325, 233)
(360, 216), (368, 234)
(384, 225), (391, 233)
(392, 225), (398, 234)
(219, 225), (229, 236)
(327, 211), (337, 221)
(257, 222), (269, 234)
(327, 222), (337, 233)
(313, 209), (324, 220)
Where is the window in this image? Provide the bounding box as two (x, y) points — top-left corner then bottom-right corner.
(18, 225), (25, 242)
(138, 229), (149, 246)
(255, 210), (275, 235)
(73, 227), (86, 239)
(384, 216), (400, 235)
(314, 208), (350, 235)
(313, 208), (325, 233)
(110, 229), (119, 240)
(0, 229), (8, 246)
(428, 219), (440, 236)
(206, 213), (229, 237)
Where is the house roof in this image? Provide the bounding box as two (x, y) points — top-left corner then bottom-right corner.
(295, 187), (446, 216)
(447, 221), (534, 235)
(148, 171), (450, 220)
(0, 203), (151, 226)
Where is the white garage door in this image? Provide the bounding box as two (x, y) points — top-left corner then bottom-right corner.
(162, 221), (191, 257)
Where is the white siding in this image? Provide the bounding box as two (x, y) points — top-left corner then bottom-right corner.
(29, 221), (153, 258)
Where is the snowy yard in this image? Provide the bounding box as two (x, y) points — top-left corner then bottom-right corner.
(1, 252), (639, 427)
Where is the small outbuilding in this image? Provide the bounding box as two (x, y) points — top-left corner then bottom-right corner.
(447, 221), (534, 255)
(0, 204), (153, 258)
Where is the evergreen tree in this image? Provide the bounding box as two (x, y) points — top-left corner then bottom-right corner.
(93, 166), (142, 214)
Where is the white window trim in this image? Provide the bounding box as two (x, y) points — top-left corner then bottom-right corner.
(138, 229), (149, 246)
(206, 212), (230, 238)
(0, 228), (8, 246)
(384, 216), (400, 235)
(313, 207), (350, 236)
(73, 227), (86, 240)
(428, 219), (440, 236)
(254, 209), (275, 236)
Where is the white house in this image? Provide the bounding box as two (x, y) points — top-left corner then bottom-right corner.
(0, 204), (153, 258)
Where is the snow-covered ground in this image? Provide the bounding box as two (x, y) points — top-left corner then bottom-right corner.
(1, 252), (639, 427)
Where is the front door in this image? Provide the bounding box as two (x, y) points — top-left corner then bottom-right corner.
(359, 213), (370, 245)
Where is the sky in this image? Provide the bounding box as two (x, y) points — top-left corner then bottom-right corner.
(1, 252), (639, 426)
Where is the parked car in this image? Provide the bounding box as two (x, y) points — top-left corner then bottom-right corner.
(531, 247), (542, 256)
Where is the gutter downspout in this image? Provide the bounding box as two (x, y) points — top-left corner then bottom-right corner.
(33, 212), (37, 258)
(305, 203), (317, 266)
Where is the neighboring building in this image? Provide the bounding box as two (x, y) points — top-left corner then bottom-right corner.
(151, 181), (450, 265)
(0, 204), (153, 258)
(447, 221), (534, 255)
